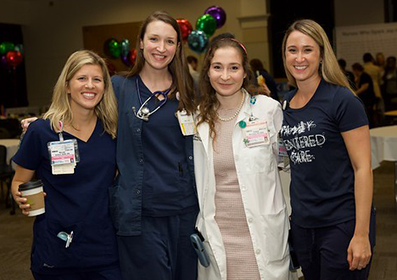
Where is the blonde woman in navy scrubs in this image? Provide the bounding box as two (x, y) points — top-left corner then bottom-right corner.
(12, 50), (121, 280)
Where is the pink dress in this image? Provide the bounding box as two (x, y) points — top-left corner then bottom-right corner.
(213, 107), (261, 280)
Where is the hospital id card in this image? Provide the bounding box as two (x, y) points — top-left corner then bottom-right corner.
(176, 110), (196, 136)
(243, 120), (270, 147)
(48, 139), (77, 175)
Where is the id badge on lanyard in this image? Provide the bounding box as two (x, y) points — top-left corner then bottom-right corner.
(47, 122), (80, 175)
(176, 110), (196, 136)
(243, 120), (270, 148)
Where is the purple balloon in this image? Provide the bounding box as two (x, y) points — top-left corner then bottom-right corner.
(204, 6), (226, 29)
(121, 53), (132, 67)
(1, 55), (7, 67)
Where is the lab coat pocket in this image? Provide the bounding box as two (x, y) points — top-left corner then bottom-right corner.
(243, 144), (274, 174)
(262, 207), (289, 262)
(197, 240), (222, 280)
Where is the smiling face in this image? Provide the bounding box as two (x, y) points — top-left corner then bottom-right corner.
(285, 30), (322, 87)
(67, 64), (104, 113)
(208, 46), (247, 101)
(140, 20), (178, 71)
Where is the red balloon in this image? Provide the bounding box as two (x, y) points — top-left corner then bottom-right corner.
(176, 18), (193, 42)
(129, 48), (137, 65)
(6, 50), (23, 67)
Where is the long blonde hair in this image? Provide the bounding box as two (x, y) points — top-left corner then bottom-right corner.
(44, 50), (118, 138)
(281, 19), (354, 93)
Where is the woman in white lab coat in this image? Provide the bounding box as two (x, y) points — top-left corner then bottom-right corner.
(193, 37), (292, 280)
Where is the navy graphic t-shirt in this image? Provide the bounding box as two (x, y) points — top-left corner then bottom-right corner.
(281, 80), (368, 228)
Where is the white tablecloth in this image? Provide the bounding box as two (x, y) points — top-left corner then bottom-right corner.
(0, 139), (20, 165)
(370, 126), (397, 169)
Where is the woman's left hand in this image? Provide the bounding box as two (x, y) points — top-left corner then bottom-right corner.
(347, 234), (372, 271)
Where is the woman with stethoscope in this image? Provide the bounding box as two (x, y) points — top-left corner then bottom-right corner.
(109, 11), (199, 280)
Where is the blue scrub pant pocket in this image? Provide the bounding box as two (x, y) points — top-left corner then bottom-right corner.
(35, 219), (82, 269)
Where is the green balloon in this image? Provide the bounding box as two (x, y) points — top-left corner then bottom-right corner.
(0, 41), (15, 55)
(108, 39), (121, 58)
(196, 14), (217, 37)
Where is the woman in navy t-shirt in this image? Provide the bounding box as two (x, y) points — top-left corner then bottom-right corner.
(11, 50), (122, 280)
(280, 20), (375, 280)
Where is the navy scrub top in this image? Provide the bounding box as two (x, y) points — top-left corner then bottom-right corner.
(13, 119), (119, 274)
(136, 76), (197, 216)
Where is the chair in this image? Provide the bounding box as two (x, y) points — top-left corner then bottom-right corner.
(0, 145), (16, 214)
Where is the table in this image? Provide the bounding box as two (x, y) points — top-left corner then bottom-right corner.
(0, 139), (20, 165)
(370, 125), (397, 206)
(384, 110), (397, 117)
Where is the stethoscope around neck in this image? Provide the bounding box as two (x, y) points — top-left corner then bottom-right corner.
(132, 78), (171, 121)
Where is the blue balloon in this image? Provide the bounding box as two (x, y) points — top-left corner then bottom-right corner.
(187, 30), (209, 53)
(120, 39), (130, 57)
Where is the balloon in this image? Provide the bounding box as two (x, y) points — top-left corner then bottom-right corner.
(1, 55), (7, 67)
(6, 50), (23, 67)
(14, 44), (24, 55)
(121, 54), (131, 67)
(196, 14), (217, 37)
(104, 38), (121, 58)
(176, 18), (193, 42)
(129, 48), (137, 65)
(120, 39), (130, 57)
(187, 30), (209, 53)
(204, 6), (227, 29)
(121, 48), (138, 67)
(0, 41), (15, 55)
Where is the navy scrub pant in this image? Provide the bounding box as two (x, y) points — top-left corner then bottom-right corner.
(290, 210), (376, 280)
(32, 266), (122, 280)
(117, 210), (198, 280)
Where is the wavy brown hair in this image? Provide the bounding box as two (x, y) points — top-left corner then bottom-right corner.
(122, 11), (195, 113)
(197, 38), (257, 139)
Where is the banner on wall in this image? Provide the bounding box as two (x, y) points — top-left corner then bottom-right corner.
(335, 22), (397, 70)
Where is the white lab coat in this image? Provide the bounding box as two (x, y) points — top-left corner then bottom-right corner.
(193, 91), (293, 280)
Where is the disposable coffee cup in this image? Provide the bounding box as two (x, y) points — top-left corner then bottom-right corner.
(18, 179), (45, 217)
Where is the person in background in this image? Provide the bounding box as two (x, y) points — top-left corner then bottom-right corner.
(11, 50), (121, 280)
(250, 58), (279, 101)
(363, 52), (383, 125)
(375, 52), (386, 73)
(194, 37), (293, 279)
(281, 19), (376, 280)
(110, 11), (198, 280)
(352, 62), (377, 128)
(382, 56), (397, 111)
(187, 55), (200, 96)
(338, 58), (356, 90)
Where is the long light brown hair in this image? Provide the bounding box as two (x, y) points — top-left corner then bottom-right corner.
(281, 19), (354, 93)
(44, 50), (118, 138)
(123, 11), (195, 113)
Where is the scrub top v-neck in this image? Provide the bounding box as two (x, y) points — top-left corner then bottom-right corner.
(137, 76), (197, 216)
(13, 118), (119, 273)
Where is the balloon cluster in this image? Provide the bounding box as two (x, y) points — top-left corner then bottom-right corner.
(177, 6), (226, 54)
(0, 41), (24, 68)
(103, 38), (137, 67)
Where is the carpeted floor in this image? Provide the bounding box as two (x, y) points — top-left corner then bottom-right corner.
(0, 161), (396, 280)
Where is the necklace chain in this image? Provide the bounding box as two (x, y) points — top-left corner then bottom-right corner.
(216, 94), (245, 122)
